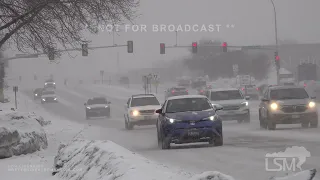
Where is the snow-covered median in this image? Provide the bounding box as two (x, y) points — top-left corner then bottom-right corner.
(52, 139), (192, 180)
(52, 139), (317, 180)
(0, 111), (51, 158)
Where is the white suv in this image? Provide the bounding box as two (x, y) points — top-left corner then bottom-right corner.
(124, 94), (161, 130)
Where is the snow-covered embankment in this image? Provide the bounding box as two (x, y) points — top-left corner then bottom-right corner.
(0, 111), (51, 158)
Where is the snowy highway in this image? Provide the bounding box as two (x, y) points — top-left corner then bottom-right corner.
(19, 82), (320, 179)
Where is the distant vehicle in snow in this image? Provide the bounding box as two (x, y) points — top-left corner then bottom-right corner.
(84, 97), (111, 120)
(191, 78), (206, 89)
(124, 94), (161, 130)
(41, 90), (57, 104)
(119, 76), (129, 85)
(239, 84), (260, 99)
(33, 88), (43, 100)
(164, 86), (188, 99)
(206, 88), (250, 123)
(44, 79), (56, 89)
(155, 95), (223, 149)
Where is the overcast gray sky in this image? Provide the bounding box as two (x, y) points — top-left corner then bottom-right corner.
(8, 0), (320, 80)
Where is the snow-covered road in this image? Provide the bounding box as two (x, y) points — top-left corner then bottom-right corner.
(18, 81), (320, 180)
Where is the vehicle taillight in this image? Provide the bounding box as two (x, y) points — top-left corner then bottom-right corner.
(172, 90), (175, 93)
(256, 87), (259, 90)
(186, 89), (188, 92)
(200, 90), (203, 93)
(304, 84), (306, 87)
(241, 88), (244, 91)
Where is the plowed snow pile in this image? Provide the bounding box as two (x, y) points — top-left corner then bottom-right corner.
(0, 111), (50, 158)
(52, 139), (317, 180)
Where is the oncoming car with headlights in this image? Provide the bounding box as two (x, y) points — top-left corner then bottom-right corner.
(44, 79), (56, 89)
(40, 90), (57, 103)
(205, 88), (250, 123)
(84, 97), (111, 119)
(156, 95), (223, 149)
(259, 85), (318, 130)
(33, 88), (43, 100)
(124, 94), (161, 130)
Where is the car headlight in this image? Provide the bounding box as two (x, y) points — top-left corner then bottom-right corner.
(53, 82), (56, 84)
(270, 103), (278, 110)
(54, 98), (57, 100)
(308, 101), (316, 108)
(45, 83), (47, 85)
(241, 101), (248, 106)
(166, 117), (181, 123)
(131, 110), (139, 116)
(86, 107), (91, 109)
(35, 94), (37, 96)
(204, 114), (218, 121)
(105, 106), (108, 108)
(42, 99), (45, 101)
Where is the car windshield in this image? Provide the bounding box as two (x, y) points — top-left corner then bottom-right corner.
(173, 87), (186, 91)
(87, 98), (107, 105)
(42, 91), (55, 95)
(166, 98), (212, 113)
(245, 85), (255, 88)
(211, 90), (243, 101)
(270, 88), (309, 100)
(131, 97), (160, 107)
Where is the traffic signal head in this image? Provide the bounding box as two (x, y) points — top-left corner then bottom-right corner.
(274, 51), (280, 69)
(48, 47), (54, 60)
(160, 43), (165, 54)
(82, 43), (88, 56)
(222, 42), (227, 52)
(192, 42), (197, 53)
(127, 41), (133, 53)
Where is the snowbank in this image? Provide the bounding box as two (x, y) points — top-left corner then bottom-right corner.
(0, 111), (50, 158)
(271, 169), (317, 180)
(52, 139), (192, 180)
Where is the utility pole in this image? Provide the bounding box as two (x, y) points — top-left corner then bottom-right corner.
(270, 0), (279, 85)
(117, 52), (120, 73)
(175, 31), (178, 47)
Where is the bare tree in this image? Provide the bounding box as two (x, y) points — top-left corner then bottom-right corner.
(0, 0), (139, 53)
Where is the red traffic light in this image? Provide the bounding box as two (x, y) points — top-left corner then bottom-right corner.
(275, 56), (280, 61)
(192, 42), (197, 47)
(222, 42), (227, 47)
(160, 43), (165, 48)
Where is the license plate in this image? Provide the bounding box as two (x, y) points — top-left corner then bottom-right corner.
(292, 115), (300, 118)
(188, 131), (199, 136)
(144, 116), (151, 120)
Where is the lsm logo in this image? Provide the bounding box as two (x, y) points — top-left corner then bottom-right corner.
(265, 146), (311, 172)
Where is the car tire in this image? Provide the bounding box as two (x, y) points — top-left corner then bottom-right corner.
(213, 135), (223, 146)
(259, 110), (265, 129)
(267, 119), (276, 130)
(243, 112), (250, 123)
(124, 115), (133, 130)
(301, 121), (309, 128)
(161, 136), (170, 150)
(310, 119), (318, 128)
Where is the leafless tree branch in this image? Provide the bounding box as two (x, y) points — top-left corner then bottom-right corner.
(0, 0), (139, 52)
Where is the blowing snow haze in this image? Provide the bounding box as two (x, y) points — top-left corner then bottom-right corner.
(2, 0), (320, 180)
(5, 0), (320, 80)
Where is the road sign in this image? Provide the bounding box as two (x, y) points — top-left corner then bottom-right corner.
(100, 70), (104, 76)
(13, 86), (18, 92)
(239, 75), (251, 85)
(232, 64), (238, 72)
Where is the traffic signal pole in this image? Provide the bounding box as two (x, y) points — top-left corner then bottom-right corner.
(270, 0), (279, 85)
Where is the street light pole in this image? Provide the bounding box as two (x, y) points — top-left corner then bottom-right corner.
(175, 31), (178, 47)
(270, 0), (279, 84)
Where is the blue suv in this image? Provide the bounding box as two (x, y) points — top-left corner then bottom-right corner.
(156, 95), (223, 149)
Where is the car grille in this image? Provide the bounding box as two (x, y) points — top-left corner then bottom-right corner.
(139, 110), (155, 115)
(45, 97), (55, 100)
(222, 105), (240, 111)
(281, 105), (307, 113)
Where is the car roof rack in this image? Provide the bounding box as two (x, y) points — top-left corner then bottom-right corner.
(132, 94), (155, 97)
